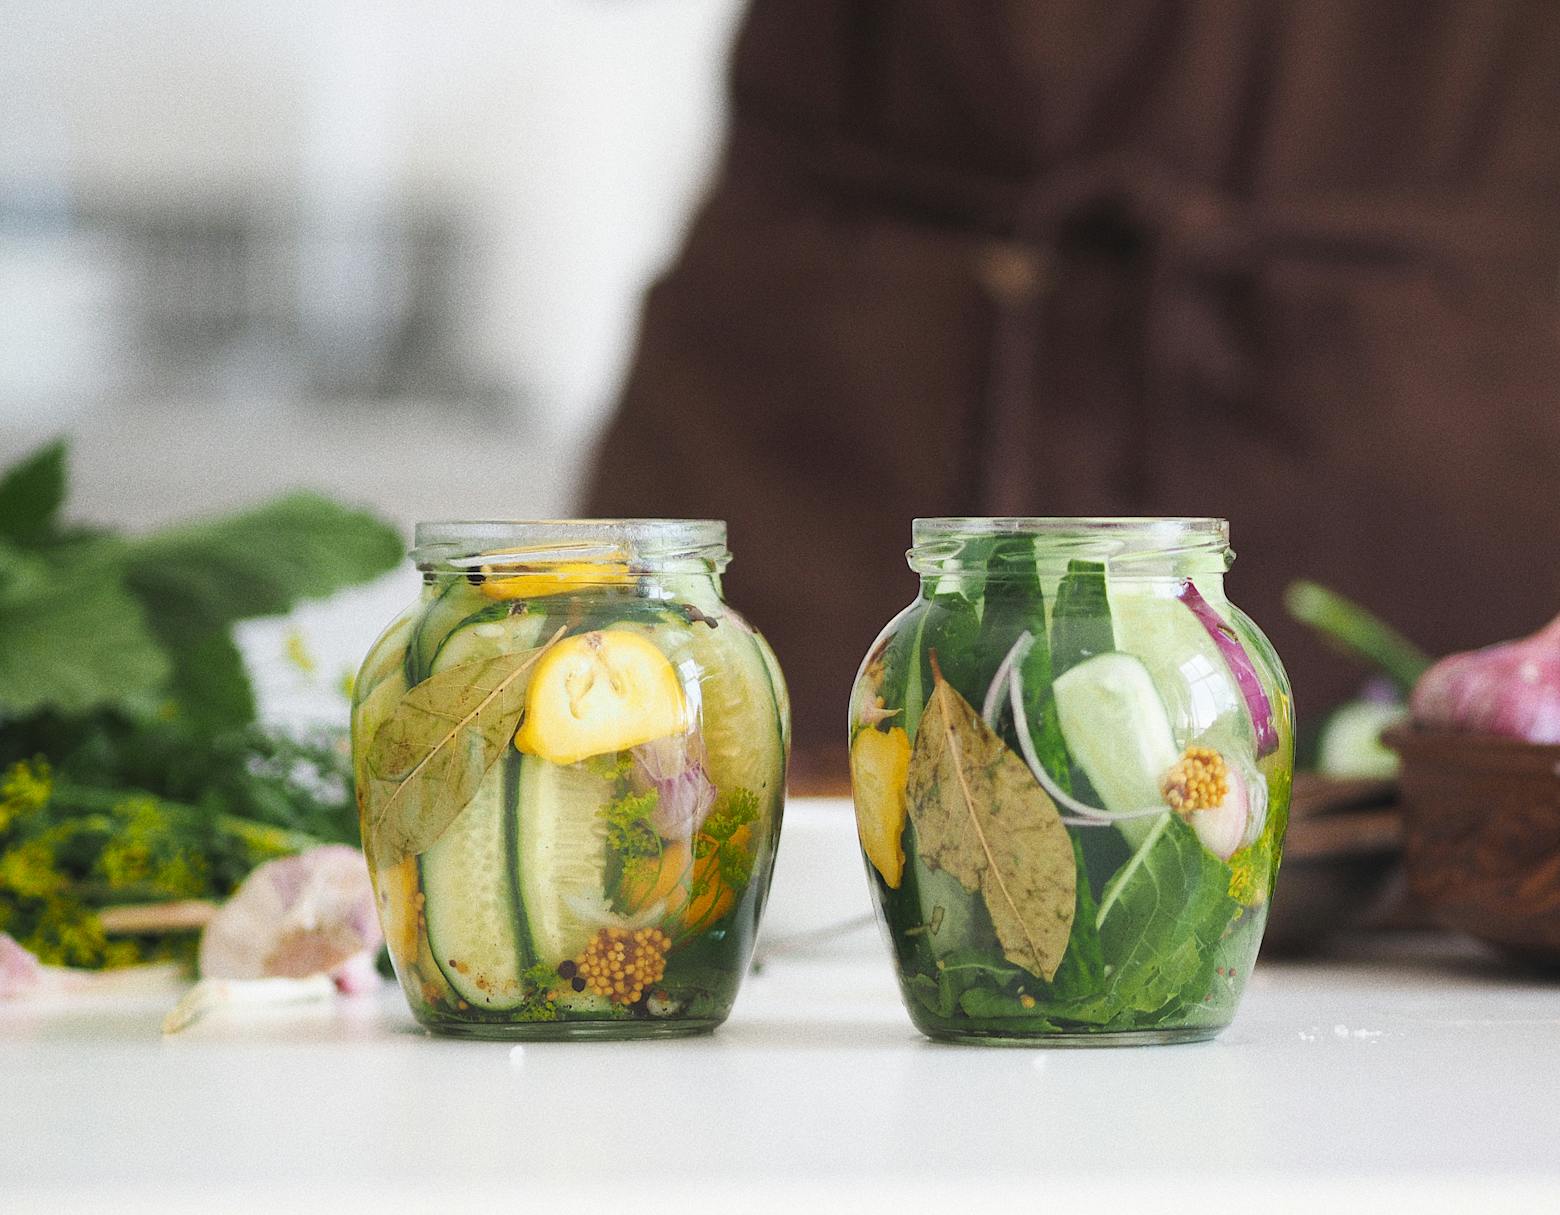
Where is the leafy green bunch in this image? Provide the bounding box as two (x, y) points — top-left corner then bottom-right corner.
(0, 440), (404, 967)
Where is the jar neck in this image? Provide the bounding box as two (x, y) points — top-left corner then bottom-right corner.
(909, 517), (1233, 590)
(411, 519), (730, 581)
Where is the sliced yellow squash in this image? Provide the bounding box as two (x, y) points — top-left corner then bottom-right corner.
(851, 726), (911, 888)
(373, 855), (423, 970)
(478, 557), (632, 601)
(513, 629), (690, 765)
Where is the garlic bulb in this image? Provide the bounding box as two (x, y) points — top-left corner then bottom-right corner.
(1411, 613), (1560, 744)
(198, 845), (382, 986)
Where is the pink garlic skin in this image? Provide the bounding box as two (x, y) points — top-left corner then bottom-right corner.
(1, 933), (183, 1000)
(199, 845), (383, 985)
(328, 951), (384, 995)
(633, 735), (716, 842)
(0, 934), (42, 998)
(1411, 613), (1560, 744)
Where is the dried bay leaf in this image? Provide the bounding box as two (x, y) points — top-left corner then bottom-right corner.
(363, 632), (560, 866)
(907, 673), (1076, 981)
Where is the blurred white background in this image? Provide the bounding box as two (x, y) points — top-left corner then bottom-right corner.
(0, 0), (742, 526)
(0, 0), (745, 722)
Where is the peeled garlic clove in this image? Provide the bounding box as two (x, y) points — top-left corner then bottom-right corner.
(199, 845), (382, 981)
(1187, 788), (1247, 861)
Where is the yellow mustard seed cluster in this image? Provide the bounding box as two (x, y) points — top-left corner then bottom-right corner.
(1160, 746), (1229, 815)
(564, 926), (671, 1006)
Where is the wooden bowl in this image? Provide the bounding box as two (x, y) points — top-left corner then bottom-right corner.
(1384, 725), (1560, 964)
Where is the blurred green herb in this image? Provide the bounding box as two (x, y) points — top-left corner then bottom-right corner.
(1283, 579), (1432, 694)
(0, 439), (403, 968)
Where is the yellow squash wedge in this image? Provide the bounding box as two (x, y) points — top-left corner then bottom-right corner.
(850, 726), (911, 888)
(513, 629), (690, 765)
(478, 558), (632, 601)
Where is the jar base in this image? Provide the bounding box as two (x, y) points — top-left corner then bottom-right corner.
(919, 1025), (1224, 1048)
(416, 1017), (723, 1042)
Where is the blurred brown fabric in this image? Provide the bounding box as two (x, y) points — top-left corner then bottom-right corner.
(586, 1), (1560, 787)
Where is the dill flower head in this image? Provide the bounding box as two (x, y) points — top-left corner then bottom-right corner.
(0, 760), (52, 836)
(96, 796), (208, 896)
(0, 838), (68, 901)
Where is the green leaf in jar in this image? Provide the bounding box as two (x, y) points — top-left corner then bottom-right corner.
(906, 672), (1076, 982)
(362, 632), (560, 866)
(1055, 814), (1239, 1025)
(1049, 558), (1114, 678)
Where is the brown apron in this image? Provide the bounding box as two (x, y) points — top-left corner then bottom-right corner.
(586, 1), (1560, 786)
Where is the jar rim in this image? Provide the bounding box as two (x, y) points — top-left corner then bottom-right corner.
(411, 519), (729, 571)
(913, 516), (1228, 541)
(909, 517), (1232, 575)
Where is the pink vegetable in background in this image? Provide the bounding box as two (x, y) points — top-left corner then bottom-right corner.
(1411, 612), (1560, 744)
(1, 933), (180, 1001)
(198, 844), (382, 988)
(1178, 581), (1278, 757)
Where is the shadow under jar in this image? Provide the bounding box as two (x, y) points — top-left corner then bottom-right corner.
(849, 518), (1293, 1045)
(352, 520), (789, 1039)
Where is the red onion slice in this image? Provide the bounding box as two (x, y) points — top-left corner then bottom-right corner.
(1178, 581), (1278, 757)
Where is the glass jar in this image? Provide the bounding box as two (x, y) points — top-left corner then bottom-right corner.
(352, 520), (788, 1039)
(849, 518), (1292, 1045)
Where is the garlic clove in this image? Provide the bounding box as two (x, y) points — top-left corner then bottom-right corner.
(199, 845), (382, 981)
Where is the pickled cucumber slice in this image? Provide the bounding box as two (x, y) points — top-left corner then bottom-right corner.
(356, 611), (416, 699)
(421, 753), (528, 1009)
(407, 579), (499, 684)
(431, 610), (548, 669)
(1111, 589), (1248, 751)
(514, 754), (616, 966)
(664, 612), (786, 805)
(1053, 652), (1179, 813)
(414, 611), (540, 1009)
(351, 671), (407, 793)
(752, 626), (792, 757)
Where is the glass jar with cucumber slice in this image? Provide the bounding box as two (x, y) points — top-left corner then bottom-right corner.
(353, 520), (788, 1039)
(850, 518), (1292, 1046)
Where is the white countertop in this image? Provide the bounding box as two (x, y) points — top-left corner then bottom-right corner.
(4, 801), (1559, 1212)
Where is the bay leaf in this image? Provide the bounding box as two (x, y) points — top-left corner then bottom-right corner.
(362, 634), (558, 866)
(906, 674), (1076, 981)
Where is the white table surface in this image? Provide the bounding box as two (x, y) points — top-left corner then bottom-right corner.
(4, 800), (1559, 1212)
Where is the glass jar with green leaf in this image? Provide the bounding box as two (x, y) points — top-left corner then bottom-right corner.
(353, 521), (788, 1039)
(850, 518), (1292, 1045)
